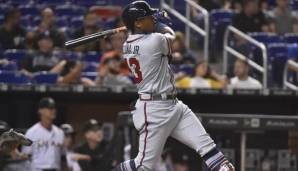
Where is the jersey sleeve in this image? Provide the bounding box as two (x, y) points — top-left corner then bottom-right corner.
(22, 130), (33, 155)
(155, 33), (172, 56)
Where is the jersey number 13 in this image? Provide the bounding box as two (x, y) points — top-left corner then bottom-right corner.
(126, 57), (143, 83)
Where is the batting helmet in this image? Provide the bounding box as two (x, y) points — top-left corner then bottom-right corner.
(121, 1), (157, 31)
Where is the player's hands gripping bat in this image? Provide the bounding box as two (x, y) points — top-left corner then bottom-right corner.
(0, 129), (32, 154)
(65, 26), (127, 49)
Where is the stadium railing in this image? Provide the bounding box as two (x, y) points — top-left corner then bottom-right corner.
(283, 59), (298, 90)
(223, 26), (268, 88)
(160, 0), (209, 61)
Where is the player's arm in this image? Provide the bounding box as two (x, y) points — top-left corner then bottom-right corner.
(155, 22), (175, 41)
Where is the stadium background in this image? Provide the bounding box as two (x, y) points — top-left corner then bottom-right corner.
(0, 0), (298, 171)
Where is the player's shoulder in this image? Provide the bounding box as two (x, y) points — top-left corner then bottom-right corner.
(149, 32), (167, 40)
(26, 123), (41, 135)
(52, 125), (64, 135)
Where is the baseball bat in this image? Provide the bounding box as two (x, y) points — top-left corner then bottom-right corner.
(65, 26), (127, 49)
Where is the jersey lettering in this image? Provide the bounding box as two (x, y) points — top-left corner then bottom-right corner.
(127, 57), (143, 83)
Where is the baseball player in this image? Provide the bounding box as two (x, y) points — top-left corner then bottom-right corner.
(113, 1), (235, 171)
(22, 97), (64, 171)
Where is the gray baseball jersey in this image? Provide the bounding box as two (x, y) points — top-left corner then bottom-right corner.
(119, 33), (217, 171)
(123, 33), (175, 95)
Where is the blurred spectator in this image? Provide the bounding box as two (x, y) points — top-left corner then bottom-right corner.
(268, 0), (298, 34)
(29, 7), (65, 49)
(72, 11), (102, 52)
(95, 51), (133, 87)
(23, 97), (65, 171)
(176, 60), (226, 89)
(108, 32), (127, 54)
(190, 60), (226, 89)
(259, 0), (269, 14)
(228, 59), (262, 89)
(232, 0), (269, 33)
(61, 124), (84, 171)
(20, 34), (88, 85)
(74, 119), (113, 171)
(222, 0), (232, 11)
(231, 0), (242, 13)
(171, 32), (196, 65)
(0, 8), (26, 50)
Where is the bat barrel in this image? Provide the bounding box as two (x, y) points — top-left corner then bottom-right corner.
(65, 26), (127, 49)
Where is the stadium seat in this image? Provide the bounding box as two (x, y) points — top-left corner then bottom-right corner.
(33, 72), (58, 84)
(8, 0), (31, 5)
(83, 62), (98, 72)
(292, 0), (298, 10)
(70, 17), (84, 28)
(36, 0), (66, 5)
(56, 17), (69, 28)
(210, 10), (234, 59)
(0, 71), (31, 84)
(83, 51), (101, 63)
(210, 9), (234, 23)
(32, 16), (41, 26)
(267, 43), (289, 87)
(249, 32), (282, 45)
(81, 72), (97, 81)
(288, 44), (298, 61)
(180, 64), (195, 76)
(3, 50), (27, 64)
(0, 62), (17, 71)
(20, 16), (32, 28)
(72, 0), (107, 6)
(19, 5), (40, 16)
(284, 33), (298, 44)
(62, 51), (82, 61)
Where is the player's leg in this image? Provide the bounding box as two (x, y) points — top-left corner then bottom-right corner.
(170, 100), (234, 171)
(112, 100), (178, 171)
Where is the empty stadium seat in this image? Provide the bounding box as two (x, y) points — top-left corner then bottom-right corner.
(63, 51), (82, 60)
(3, 50), (27, 64)
(210, 10), (234, 60)
(0, 71), (31, 84)
(284, 33), (298, 44)
(72, 0), (107, 6)
(55, 5), (75, 16)
(35, 0), (65, 5)
(19, 5), (40, 16)
(267, 43), (289, 87)
(70, 17), (84, 28)
(33, 72), (58, 84)
(8, 0), (31, 5)
(288, 44), (298, 61)
(83, 62), (98, 72)
(0, 62), (17, 71)
(210, 9), (234, 24)
(83, 52), (101, 63)
(56, 17), (69, 28)
(249, 32), (282, 45)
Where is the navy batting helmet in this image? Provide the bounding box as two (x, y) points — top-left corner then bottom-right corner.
(121, 1), (157, 31)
